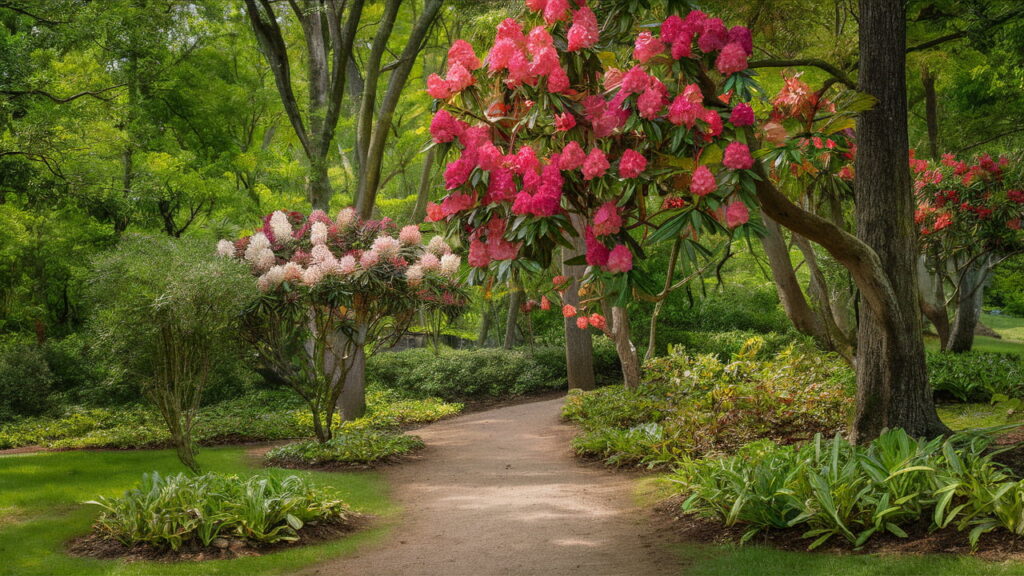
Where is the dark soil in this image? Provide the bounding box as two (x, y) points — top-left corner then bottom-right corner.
(656, 496), (1024, 561)
(66, 516), (367, 563)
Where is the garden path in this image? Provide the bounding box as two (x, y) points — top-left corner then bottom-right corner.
(302, 396), (682, 576)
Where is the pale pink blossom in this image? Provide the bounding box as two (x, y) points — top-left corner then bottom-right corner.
(264, 265), (286, 288)
(336, 255), (357, 275)
(302, 265), (324, 286)
(427, 235), (452, 256)
(216, 239), (235, 258)
(418, 252), (441, 270)
(269, 211), (293, 242)
(360, 250), (380, 269)
(406, 265), (425, 286)
(336, 207), (357, 229)
(372, 235), (401, 258)
(399, 225), (423, 245)
(439, 253), (461, 277)
(254, 249), (275, 272)
(310, 221), (328, 245)
(282, 262), (303, 282)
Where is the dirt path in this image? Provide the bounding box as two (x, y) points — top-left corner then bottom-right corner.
(302, 397), (682, 576)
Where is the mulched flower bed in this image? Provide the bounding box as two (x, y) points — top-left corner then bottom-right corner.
(66, 516), (367, 562)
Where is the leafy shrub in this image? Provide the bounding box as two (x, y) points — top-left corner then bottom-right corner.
(564, 341), (853, 467)
(265, 430), (425, 466)
(668, 330), (799, 362)
(0, 389), (460, 450)
(672, 428), (1023, 549)
(369, 347), (561, 399)
(87, 472), (351, 550)
(653, 284), (793, 338)
(927, 351), (1024, 402)
(0, 336), (54, 421)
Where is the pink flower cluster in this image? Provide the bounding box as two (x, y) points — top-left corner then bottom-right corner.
(427, 39), (482, 99)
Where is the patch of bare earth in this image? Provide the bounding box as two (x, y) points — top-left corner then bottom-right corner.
(301, 397), (683, 576)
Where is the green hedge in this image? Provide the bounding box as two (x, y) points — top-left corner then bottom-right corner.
(367, 341), (622, 400)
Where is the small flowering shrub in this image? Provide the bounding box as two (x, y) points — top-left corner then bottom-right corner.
(425, 2), (767, 385)
(220, 209), (467, 442)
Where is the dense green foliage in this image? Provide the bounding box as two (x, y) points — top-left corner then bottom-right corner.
(87, 472), (351, 550)
(673, 428), (1024, 549)
(928, 351), (1024, 403)
(265, 431), (425, 467)
(0, 336), (54, 421)
(0, 389), (459, 450)
(563, 340), (853, 467)
(367, 341), (622, 400)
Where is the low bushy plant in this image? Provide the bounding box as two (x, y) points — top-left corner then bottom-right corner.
(0, 336), (54, 421)
(671, 428), (1023, 549)
(87, 472), (351, 550)
(564, 340), (853, 467)
(265, 430), (424, 466)
(927, 350), (1024, 402)
(0, 389), (460, 450)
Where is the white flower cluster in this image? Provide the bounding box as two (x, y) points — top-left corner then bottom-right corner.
(223, 210), (462, 293)
(269, 211), (293, 242)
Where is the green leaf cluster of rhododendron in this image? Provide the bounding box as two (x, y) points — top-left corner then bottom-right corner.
(425, 0), (765, 310)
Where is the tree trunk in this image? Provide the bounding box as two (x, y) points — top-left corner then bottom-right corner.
(611, 306), (640, 389)
(922, 65), (940, 161)
(355, 0), (444, 218)
(504, 289), (523, 349)
(411, 147), (437, 224)
(761, 214), (831, 345)
(308, 153), (332, 211)
(917, 256), (951, 348)
(562, 219), (595, 390)
(475, 298), (492, 346)
(851, 0), (947, 442)
(947, 261), (988, 353)
(339, 343), (366, 421)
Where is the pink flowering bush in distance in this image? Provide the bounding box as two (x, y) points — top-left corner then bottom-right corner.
(219, 209), (466, 441)
(424, 1), (765, 372)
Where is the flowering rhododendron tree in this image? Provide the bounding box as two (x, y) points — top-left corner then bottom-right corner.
(425, 1), (763, 387)
(220, 209), (466, 441)
(913, 152), (1023, 352)
(755, 74), (867, 361)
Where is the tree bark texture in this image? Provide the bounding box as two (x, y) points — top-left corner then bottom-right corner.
(504, 288), (523, 349)
(562, 217), (595, 390)
(851, 0), (946, 442)
(612, 306), (640, 389)
(946, 260), (989, 353)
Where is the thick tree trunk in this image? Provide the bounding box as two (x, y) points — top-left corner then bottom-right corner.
(504, 289), (523, 349)
(562, 221), (595, 390)
(308, 153), (332, 211)
(476, 299), (494, 346)
(851, 0), (947, 442)
(611, 306), (640, 389)
(339, 344), (366, 421)
(947, 261), (988, 353)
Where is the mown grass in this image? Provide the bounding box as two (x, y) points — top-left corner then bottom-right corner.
(0, 447), (392, 576)
(674, 543), (1024, 576)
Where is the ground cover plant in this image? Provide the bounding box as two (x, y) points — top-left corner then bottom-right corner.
(670, 428), (1024, 550)
(563, 339), (853, 467)
(0, 389), (460, 451)
(265, 430), (425, 468)
(85, 471), (353, 551)
(0, 447), (391, 575)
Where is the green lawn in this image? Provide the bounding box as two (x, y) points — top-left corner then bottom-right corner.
(983, 314), (1024, 344)
(924, 314), (1024, 357)
(675, 543), (1024, 576)
(0, 447), (393, 576)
